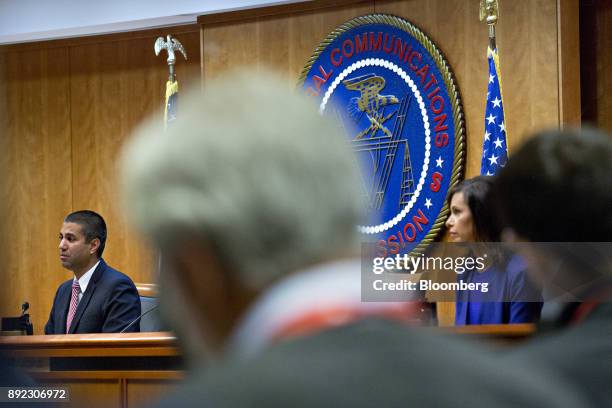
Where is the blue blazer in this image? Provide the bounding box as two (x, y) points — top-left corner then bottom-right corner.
(44, 259), (141, 334)
(455, 255), (543, 325)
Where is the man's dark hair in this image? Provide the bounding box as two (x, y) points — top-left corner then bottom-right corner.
(447, 176), (502, 242)
(492, 127), (612, 242)
(64, 210), (107, 258)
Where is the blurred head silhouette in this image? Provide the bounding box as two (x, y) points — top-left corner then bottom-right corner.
(493, 127), (612, 292)
(120, 71), (363, 362)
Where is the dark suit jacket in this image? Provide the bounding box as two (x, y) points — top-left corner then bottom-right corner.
(506, 299), (612, 407)
(45, 259), (141, 334)
(156, 319), (587, 407)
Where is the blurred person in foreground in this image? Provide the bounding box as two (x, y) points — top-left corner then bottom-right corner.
(119, 71), (586, 407)
(493, 128), (612, 407)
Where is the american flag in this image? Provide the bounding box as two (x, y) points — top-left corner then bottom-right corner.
(481, 47), (508, 176)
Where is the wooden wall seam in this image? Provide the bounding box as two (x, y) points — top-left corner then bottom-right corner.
(556, 0), (581, 128)
(200, 27), (206, 91)
(578, 0), (610, 133)
(69, 44), (75, 213)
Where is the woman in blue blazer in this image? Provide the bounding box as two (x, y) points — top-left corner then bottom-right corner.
(445, 176), (542, 325)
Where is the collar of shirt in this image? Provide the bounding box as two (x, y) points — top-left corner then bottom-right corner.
(226, 258), (419, 360)
(74, 260), (100, 295)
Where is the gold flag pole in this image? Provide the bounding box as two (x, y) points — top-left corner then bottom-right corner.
(478, 0), (509, 176)
(479, 0), (499, 50)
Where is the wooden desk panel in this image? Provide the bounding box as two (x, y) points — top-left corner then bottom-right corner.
(34, 374), (122, 408)
(32, 371), (183, 408)
(126, 376), (183, 408)
(0, 332), (178, 358)
(444, 323), (535, 345)
(0, 333), (181, 408)
(0, 327), (533, 407)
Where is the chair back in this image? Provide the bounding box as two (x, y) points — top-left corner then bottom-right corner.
(135, 284), (165, 332)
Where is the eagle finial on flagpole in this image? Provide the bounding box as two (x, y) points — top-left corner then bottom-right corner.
(154, 35), (187, 129)
(154, 34), (188, 83)
(479, 0), (499, 50)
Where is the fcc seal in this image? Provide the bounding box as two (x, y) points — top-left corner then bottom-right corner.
(299, 14), (465, 256)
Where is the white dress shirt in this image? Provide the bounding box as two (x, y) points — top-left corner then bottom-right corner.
(74, 260), (99, 303)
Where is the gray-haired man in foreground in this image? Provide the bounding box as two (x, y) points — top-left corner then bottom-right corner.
(120, 72), (585, 407)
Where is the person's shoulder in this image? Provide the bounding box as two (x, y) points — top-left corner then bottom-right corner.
(157, 319), (584, 408)
(57, 278), (74, 291)
(203, 319), (487, 392)
(505, 254), (528, 279)
(504, 255), (540, 297)
(98, 260), (137, 286)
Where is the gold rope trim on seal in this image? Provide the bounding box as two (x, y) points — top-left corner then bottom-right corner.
(297, 14), (466, 253)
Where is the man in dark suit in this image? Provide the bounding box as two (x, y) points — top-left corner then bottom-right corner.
(45, 210), (141, 334)
(119, 73), (587, 407)
(492, 128), (612, 407)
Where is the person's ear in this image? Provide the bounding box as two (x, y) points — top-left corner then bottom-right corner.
(501, 228), (522, 243)
(90, 238), (101, 255)
(167, 240), (245, 347)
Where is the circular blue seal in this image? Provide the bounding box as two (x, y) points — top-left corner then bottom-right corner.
(299, 14), (465, 256)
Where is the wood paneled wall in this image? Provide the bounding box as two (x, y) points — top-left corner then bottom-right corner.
(200, 0), (578, 177)
(201, 2), (375, 82)
(0, 0), (581, 333)
(0, 27), (201, 334)
(0, 47), (74, 333)
(581, 0), (612, 133)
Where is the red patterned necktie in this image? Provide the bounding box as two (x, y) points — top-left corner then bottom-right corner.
(66, 281), (81, 333)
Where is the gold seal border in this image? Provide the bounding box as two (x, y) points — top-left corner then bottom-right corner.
(297, 13), (466, 253)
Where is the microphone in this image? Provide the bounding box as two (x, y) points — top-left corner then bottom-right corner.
(120, 304), (160, 333)
(20, 301), (33, 335)
(21, 302), (29, 316)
